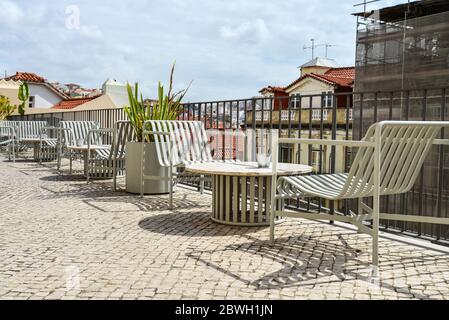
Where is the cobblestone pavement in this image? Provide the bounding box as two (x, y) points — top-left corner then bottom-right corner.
(1, 153), (449, 300)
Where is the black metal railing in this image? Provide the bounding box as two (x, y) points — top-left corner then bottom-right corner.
(8, 88), (449, 244)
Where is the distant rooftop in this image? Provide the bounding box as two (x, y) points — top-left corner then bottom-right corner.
(285, 66), (355, 91)
(52, 96), (100, 110)
(3, 72), (69, 99)
(300, 57), (340, 69)
(5, 72), (45, 83)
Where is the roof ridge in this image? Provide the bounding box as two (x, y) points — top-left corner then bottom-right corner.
(328, 66), (355, 70)
(285, 70), (354, 91)
(4, 71), (71, 99)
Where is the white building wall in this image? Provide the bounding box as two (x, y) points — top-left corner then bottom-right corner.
(102, 79), (130, 108)
(29, 84), (63, 109)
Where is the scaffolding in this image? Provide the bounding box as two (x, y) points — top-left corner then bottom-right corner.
(354, 0), (449, 92)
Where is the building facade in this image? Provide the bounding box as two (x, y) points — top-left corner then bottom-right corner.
(353, 0), (449, 237)
(2, 72), (68, 110)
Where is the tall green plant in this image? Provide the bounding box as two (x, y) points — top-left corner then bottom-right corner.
(18, 82), (29, 116)
(124, 63), (191, 142)
(0, 95), (17, 120)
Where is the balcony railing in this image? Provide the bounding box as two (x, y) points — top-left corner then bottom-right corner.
(8, 89), (449, 244)
(248, 108), (346, 126)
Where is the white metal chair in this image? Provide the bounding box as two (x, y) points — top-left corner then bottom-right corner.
(57, 121), (101, 173)
(1, 121), (57, 162)
(270, 121), (449, 277)
(141, 120), (220, 209)
(15, 121), (47, 141)
(0, 122), (16, 162)
(38, 126), (59, 163)
(86, 121), (136, 189)
(15, 121), (60, 163)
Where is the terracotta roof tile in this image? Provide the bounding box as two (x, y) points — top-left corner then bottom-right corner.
(259, 86), (287, 94)
(52, 96), (98, 110)
(285, 67), (355, 90)
(4, 71), (71, 99)
(324, 67), (355, 79)
(5, 72), (45, 83)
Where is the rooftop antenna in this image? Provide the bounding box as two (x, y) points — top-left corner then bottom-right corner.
(303, 38), (319, 60)
(324, 43), (337, 58)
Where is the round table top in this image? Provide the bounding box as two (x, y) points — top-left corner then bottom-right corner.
(185, 161), (312, 177)
(20, 138), (54, 142)
(68, 145), (110, 151)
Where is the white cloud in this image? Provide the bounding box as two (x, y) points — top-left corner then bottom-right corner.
(0, 0), (24, 25)
(3, 0), (397, 101)
(220, 19), (270, 44)
(79, 25), (103, 39)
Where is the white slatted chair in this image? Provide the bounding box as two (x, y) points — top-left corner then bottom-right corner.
(141, 120), (216, 209)
(16, 121), (48, 142)
(0, 122), (16, 162)
(270, 121), (449, 277)
(38, 126), (59, 163)
(16, 121), (61, 163)
(0, 120), (17, 132)
(57, 121), (101, 173)
(86, 121), (136, 189)
(7, 121), (57, 162)
(0, 121), (17, 144)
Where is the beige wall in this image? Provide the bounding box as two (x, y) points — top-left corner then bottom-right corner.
(286, 78), (334, 108)
(7, 93), (120, 115)
(0, 80), (21, 106)
(74, 94), (118, 111)
(301, 66), (331, 76)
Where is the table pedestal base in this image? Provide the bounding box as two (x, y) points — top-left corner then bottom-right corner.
(33, 145), (57, 162)
(211, 175), (284, 226)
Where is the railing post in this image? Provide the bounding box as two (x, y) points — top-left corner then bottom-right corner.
(296, 94), (302, 164)
(251, 98), (256, 130)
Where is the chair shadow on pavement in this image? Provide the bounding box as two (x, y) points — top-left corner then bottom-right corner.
(185, 233), (438, 299)
(85, 195), (206, 213)
(39, 177), (211, 213)
(138, 212), (260, 237)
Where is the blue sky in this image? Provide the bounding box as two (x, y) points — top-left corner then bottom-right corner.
(0, 0), (406, 101)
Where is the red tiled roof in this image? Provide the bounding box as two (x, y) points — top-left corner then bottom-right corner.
(313, 74), (353, 87)
(259, 86), (287, 94)
(52, 96), (98, 110)
(5, 72), (45, 83)
(324, 67), (355, 79)
(285, 67), (355, 90)
(4, 71), (70, 99)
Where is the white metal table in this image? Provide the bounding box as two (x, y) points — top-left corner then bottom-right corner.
(185, 162), (312, 226)
(20, 138), (58, 162)
(67, 145), (110, 176)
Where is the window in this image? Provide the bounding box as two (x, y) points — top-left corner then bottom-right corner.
(28, 96), (35, 108)
(311, 148), (326, 172)
(322, 91), (333, 107)
(280, 146), (292, 163)
(311, 150), (320, 169)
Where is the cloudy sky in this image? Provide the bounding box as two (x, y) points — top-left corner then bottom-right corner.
(0, 0), (406, 101)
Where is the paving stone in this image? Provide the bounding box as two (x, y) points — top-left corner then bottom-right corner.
(0, 153), (449, 300)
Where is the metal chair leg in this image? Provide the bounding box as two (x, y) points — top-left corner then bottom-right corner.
(371, 199), (380, 278)
(169, 178), (174, 210)
(113, 162), (117, 191)
(200, 175), (205, 194)
(270, 198), (280, 245)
